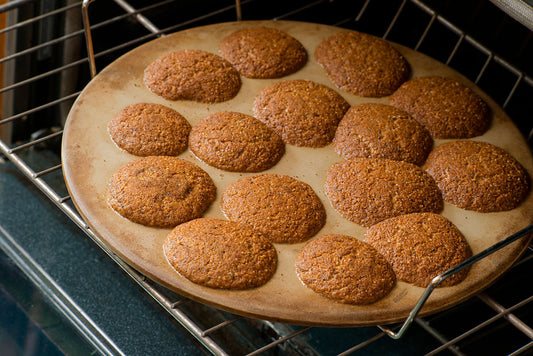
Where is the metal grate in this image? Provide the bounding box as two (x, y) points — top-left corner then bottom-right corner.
(1, 0), (532, 355)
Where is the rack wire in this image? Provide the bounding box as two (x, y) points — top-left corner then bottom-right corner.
(1, 0), (533, 355)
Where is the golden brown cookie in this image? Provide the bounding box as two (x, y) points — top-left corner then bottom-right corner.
(164, 218), (277, 290)
(365, 213), (472, 287)
(315, 31), (409, 97)
(324, 158), (443, 227)
(295, 234), (396, 304)
(425, 140), (530, 212)
(108, 103), (191, 156)
(389, 76), (490, 139)
(333, 103), (433, 165)
(107, 156), (216, 227)
(221, 174), (326, 243)
(219, 27), (307, 79)
(189, 111), (285, 172)
(143, 49), (241, 103)
(253, 79), (350, 147)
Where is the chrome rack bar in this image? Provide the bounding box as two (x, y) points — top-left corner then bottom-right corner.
(133, 277), (230, 356)
(34, 164), (63, 178)
(382, 0), (407, 39)
(245, 326), (312, 356)
(0, 224), (125, 356)
(201, 316), (243, 337)
(415, 318), (465, 356)
(478, 293), (533, 339)
(82, 0), (97, 78)
(9, 130), (62, 153)
(81, 0), (243, 78)
(337, 329), (391, 356)
(0, 0), (36, 13)
(0, 2), (79, 31)
(0, 58), (85, 94)
(113, 0), (162, 35)
(235, 0), (242, 21)
(426, 294), (533, 355)
(379, 224), (533, 339)
(272, 0), (327, 21)
(0, 93), (79, 125)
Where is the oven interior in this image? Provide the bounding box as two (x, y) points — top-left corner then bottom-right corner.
(1, 0), (532, 355)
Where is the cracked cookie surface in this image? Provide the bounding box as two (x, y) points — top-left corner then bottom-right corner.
(315, 31), (409, 97)
(108, 103), (191, 157)
(365, 213), (472, 287)
(189, 111), (285, 172)
(219, 27), (307, 79)
(389, 76), (490, 139)
(221, 174), (326, 243)
(333, 103), (433, 166)
(253, 79), (349, 147)
(143, 49), (241, 103)
(295, 234), (396, 304)
(325, 158), (443, 227)
(107, 156), (216, 227)
(425, 140), (530, 212)
(164, 218), (277, 289)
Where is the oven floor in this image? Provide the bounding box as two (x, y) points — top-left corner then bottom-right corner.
(0, 248), (88, 356)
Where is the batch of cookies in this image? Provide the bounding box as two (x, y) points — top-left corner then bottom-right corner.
(105, 26), (530, 305)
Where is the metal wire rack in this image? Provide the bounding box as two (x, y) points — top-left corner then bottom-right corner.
(1, 0), (533, 355)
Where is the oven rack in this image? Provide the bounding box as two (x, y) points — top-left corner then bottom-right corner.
(1, 0), (532, 355)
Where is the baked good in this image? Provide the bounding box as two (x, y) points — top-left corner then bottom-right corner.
(333, 103), (433, 165)
(425, 140), (530, 212)
(221, 174), (326, 243)
(295, 234), (396, 304)
(143, 49), (241, 103)
(365, 213), (472, 287)
(315, 30), (409, 97)
(108, 103), (191, 156)
(389, 76), (490, 138)
(164, 218), (277, 289)
(107, 156), (216, 227)
(219, 27), (307, 78)
(253, 79), (350, 147)
(324, 158), (443, 227)
(63, 20), (533, 327)
(189, 111), (285, 172)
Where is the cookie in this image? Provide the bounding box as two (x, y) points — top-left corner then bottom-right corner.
(389, 76), (490, 139)
(425, 140), (530, 212)
(253, 79), (350, 147)
(221, 174), (326, 243)
(143, 49), (241, 103)
(324, 158), (443, 227)
(164, 218), (277, 290)
(107, 156), (216, 227)
(108, 103), (191, 156)
(219, 27), (307, 78)
(315, 31), (409, 97)
(295, 234), (396, 304)
(189, 111), (285, 172)
(333, 103), (433, 165)
(365, 213), (472, 287)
